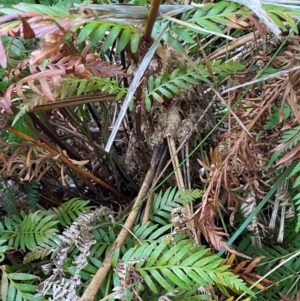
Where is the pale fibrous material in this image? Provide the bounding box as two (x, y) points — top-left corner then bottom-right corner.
(37, 207), (114, 301)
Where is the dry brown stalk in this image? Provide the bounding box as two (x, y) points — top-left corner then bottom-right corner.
(167, 135), (199, 243)
(80, 145), (162, 301)
(28, 93), (120, 112)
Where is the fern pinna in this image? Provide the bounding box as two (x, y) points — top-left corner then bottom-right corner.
(113, 238), (254, 300)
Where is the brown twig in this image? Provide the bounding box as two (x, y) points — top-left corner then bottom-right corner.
(80, 145), (162, 301)
(142, 139), (168, 224)
(167, 135), (199, 244)
(28, 93), (119, 112)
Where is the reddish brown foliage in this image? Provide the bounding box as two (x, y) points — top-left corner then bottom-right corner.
(0, 12), (130, 113)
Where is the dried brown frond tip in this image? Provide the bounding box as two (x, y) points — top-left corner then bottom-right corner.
(30, 33), (66, 65)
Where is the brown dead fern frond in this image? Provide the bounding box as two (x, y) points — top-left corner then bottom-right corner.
(229, 255), (276, 291)
(193, 33), (300, 248)
(3, 46), (129, 112)
(0, 13), (129, 113)
(193, 59), (289, 236)
(192, 196), (250, 259)
(86, 59), (130, 78)
(0, 13), (78, 66)
(1, 143), (57, 182)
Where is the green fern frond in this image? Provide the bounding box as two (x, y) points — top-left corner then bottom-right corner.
(124, 222), (173, 254)
(79, 256), (102, 281)
(145, 66), (206, 111)
(292, 190), (300, 231)
(49, 198), (93, 227)
(186, 1), (246, 35)
(23, 234), (61, 263)
(149, 188), (201, 225)
(0, 211), (59, 251)
(0, 268), (45, 301)
(210, 59), (245, 76)
(265, 4), (300, 33)
(279, 126), (300, 145)
(25, 179), (39, 212)
(11, 103), (32, 127)
(156, 286), (212, 301)
(1, 199), (92, 262)
(264, 103), (291, 130)
(145, 61), (244, 111)
(149, 187), (181, 225)
(0, 3), (68, 17)
(175, 188), (202, 205)
(0, 239), (13, 263)
(119, 239), (254, 297)
(237, 234), (300, 300)
(268, 126), (300, 167)
(1, 185), (19, 216)
(89, 226), (117, 259)
(56, 77), (127, 100)
(182, 1), (300, 37)
(2, 37), (28, 68)
(77, 21), (140, 54)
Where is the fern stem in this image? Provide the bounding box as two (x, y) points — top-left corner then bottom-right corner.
(144, 0), (161, 41)
(80, 144), (163, 301)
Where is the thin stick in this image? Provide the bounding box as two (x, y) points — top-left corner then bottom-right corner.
(80, 146), (161, 301)
(236, 249), (300, 301)
(167, 136), (199, 244)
